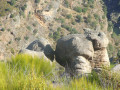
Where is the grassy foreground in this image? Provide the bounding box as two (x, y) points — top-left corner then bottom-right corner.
(0, 54), (119, 90)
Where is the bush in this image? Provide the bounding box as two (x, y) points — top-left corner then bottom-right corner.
(82, 8), (88, 13)
(61, 24), (78, 34)
(94, 14), (100, 20)
(35, 0), (40, 3)
(26, 26), (31, 30)
(10, 0), (16, 6)
(55, 18), (65, 23)
(71, 20), (76, 25)
(21, 4), (27, 11)
(10, 14), (14, 18)
(85, 14), (92, 23)
(24, 36), (29, 40)
(66, 14), (72, 19)
(64, 0), (69, 7)
(74, 6), (82, 13)
(53, 31), (61, 41)
(76, 15), (82, 22)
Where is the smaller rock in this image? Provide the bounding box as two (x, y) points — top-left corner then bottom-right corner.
(19, 49), (48, 61)
(112, 64), (120, 73)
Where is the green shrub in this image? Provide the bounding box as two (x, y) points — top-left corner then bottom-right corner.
(71, 20), (76, 25)
(61, 24), (78, 34)
(24, 36), (29, 40)
(53, 31), (61, 41)
(64, 0), (69, 7)
(10, 14), (14, 18)
(0, 1), (14, 16)
(74, 6), (82, 13)
(26, 26), (31, 30)
(7, 29), (11, 31)
(55, 18), (65, 23)
(57, 27), (61, 31)
(21, 4), (27, 11)
(76, 15), (82, 22)
(10, 0), (16, 6)
(11, 48), (15, 54)
(35, 0), (40, 3)
(103, 5), (107, 15)
(82, 8), (88, 13)
(66, 14), (72, 19)
(108, 44), (114, 52)
(94, 14), (100, 20)
(85, 14), (92, 24)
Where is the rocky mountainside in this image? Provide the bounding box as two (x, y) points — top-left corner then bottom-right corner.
(0, 0), (119, 61)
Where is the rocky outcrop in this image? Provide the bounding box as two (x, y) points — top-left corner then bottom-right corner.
(19, 37), (54, 61)
(55, 29), (110, 76)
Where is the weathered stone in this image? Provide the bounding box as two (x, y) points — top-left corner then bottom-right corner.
(55, 29), (110, 76)
(20, 37), (54, 61)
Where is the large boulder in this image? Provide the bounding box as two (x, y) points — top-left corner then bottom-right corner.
(55, 29), (110, 76)
(20, 37), (54, 61)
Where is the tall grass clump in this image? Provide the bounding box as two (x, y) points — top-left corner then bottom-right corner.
(65, 77), (102, 90)
(0, 54), (55, 89)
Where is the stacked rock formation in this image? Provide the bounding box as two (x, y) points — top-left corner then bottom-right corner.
(55, 29), (110, 76)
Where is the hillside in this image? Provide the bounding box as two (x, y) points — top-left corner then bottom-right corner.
(0, 0), (119, 62)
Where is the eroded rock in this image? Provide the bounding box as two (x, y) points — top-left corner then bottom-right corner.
(55, 29), (110, 76)
(19, 37), (54, 61)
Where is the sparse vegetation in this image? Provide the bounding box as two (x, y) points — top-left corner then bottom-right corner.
(24, 36), (29, 40)
(10, 14), (14, 18)
(26, 26), (31, 30)
(66, 14), (72, 19)
(61, 24), (78, 34)
(10, 0), (16, 6)
(0, 0), (14, 16)
(55, 18), (65, 23)
(21, 4), (27, 11)
(82, 8), (88, 13)
(74, 6), (82, 13)
(64, 0), (69, 7)
(76, 15), (82, 23)
(35, 0), (40, 3)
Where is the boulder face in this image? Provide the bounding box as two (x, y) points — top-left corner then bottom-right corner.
(20, 37), (54, 61)
(55, 29), (110, 76)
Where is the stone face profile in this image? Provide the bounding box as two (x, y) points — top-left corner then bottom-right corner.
(55, 29), (110, 76)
